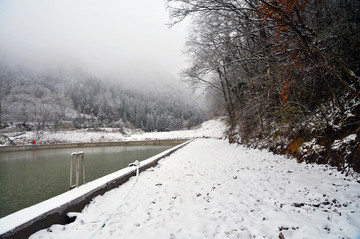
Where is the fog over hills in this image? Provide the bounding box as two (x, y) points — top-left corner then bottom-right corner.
(0, 64), (206, 132)
(0, 0), (208, 131)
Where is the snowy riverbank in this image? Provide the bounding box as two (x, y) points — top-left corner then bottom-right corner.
(29, 138), (360, 239)
(0, 119), (226, 146)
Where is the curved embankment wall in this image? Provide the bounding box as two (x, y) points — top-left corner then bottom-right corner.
(0, 139), (188, 152)
(0, 140), (192, 239)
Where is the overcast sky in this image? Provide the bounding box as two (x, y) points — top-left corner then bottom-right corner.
(0, 0), (189, 83)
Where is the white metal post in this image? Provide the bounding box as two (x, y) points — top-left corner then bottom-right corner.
(81, 152), (85, 184)
(70, 152), (85, 190)
(70, 155), (73, 188)
(76, 154), (80, 188)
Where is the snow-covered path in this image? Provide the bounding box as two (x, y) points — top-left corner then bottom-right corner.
(30, 139), (360, 239)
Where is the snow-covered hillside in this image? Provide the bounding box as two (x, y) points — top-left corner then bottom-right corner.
(0, 118), (227, 146)
(30, 138), (360, 239)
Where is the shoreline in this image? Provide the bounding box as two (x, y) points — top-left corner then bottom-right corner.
(0, 139), (189, 152)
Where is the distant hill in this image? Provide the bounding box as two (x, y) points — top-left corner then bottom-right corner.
(0, 66), (206, 132)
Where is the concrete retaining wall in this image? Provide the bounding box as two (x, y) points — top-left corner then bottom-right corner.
(0, 139), (188, 152)
(0, 140), (192, 239)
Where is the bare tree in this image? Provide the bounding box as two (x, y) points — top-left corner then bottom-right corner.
(167, 0), (360, 145)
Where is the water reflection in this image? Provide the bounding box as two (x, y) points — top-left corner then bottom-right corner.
(0, 144), (174, 218)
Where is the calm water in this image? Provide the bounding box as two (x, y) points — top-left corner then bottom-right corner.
(0, 144), (174, 218)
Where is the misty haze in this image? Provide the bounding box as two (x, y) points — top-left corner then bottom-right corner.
(0, 0), (208, 137)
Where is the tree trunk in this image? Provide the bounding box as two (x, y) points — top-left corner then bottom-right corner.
(323, 76), (345, 113)
(218, 69), (236, 131)
(248, 78), (265, 134)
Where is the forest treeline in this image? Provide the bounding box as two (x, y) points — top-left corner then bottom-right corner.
(167, 0), (360, 171)
(0, 68), (204, 132)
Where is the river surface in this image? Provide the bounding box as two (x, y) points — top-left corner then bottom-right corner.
(0, 144), (175, 218)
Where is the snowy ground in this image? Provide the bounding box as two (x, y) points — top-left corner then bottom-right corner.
(30, 138), (360, 239)
(0, 119), (226, 146)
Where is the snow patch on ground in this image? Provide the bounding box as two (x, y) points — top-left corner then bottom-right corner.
(130, 118), (227, 141)
(332, 134), (357, 151)
(30, 139), (360, 239)
(300, 138), (326, 155)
